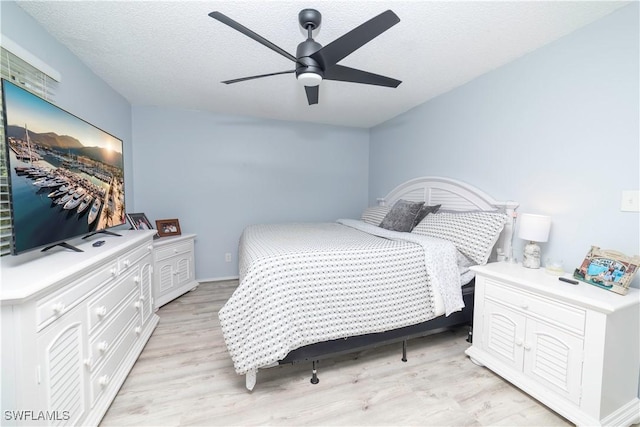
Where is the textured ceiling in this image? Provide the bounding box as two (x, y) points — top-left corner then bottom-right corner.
(17, 1), (628, 128)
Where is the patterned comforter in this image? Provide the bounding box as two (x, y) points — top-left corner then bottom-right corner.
(218, 219), (464, 389)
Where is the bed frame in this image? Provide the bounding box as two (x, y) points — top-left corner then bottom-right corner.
(278, 176), (519, 385)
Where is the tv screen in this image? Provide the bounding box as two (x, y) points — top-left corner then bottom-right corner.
(1, 78), (125, 254)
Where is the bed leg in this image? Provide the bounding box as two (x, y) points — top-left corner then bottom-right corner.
(401, 340), (407, 362)
(466, 326), (473, 344)
(310, 361), (319, 384)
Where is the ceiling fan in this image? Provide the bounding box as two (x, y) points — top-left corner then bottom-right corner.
(208, 9), (402, 105)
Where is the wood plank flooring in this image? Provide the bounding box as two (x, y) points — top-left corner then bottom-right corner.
(100, 281), (572, 426)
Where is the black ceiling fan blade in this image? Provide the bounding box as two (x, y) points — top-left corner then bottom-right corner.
(304, 86), (319, 105)
(222, 70), (295, 84)
(209, 11), (298, 63)
(324, 65), (401, 88)
(310, 10), (400, 68)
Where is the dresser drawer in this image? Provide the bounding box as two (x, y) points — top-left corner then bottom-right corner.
(485, 279), (586, 335)
(89, 319), (140, 406)
(36, 259), (118, 331)
(88, 292), (140, 370)
(120, 242), (153, 271)
(155, 241), (192, 262)
(87, 269), (139, 332)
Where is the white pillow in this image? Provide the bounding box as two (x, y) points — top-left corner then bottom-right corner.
(361, 206), (390, 226)
(413, 211), (508, 265)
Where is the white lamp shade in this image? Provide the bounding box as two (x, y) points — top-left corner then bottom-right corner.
(297, 72), (322, 87)
(518, 213), (551, 242)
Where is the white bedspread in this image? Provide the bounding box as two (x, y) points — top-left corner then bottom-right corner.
(219, 220), (463, 387)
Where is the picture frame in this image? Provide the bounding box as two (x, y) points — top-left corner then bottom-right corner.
(156, 218), (181, 237)
(126, 212), (154, 231)
(573, 246), (640, 296)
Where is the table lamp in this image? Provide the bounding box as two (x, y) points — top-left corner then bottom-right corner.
(518, 213), (551, 269)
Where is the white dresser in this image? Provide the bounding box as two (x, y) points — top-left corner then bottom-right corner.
(1, 230), (159, 426)
(152, 233), (197, 310)
(466, 262), (640, 427)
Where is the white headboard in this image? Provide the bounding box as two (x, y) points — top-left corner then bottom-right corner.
(378, 176), (519, 262)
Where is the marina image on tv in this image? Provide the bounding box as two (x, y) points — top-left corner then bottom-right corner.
(3, 80), (125, 253)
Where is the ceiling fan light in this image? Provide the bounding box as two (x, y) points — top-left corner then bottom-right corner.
(297, 72), (322, 87)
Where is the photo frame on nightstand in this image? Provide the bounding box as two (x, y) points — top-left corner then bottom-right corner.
(573, 246), (640, 295)
(156, 218), (181, 237)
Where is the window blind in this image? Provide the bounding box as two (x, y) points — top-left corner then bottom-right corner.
(0, 46), (58, 256)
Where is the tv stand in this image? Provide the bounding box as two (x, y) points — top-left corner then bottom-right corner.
(83, 229), (122, 239)
(1, 231), (158, 426)
(41, 241), (83, 252)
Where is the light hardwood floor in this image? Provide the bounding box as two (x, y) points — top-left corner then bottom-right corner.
(100, 281), (572, 426)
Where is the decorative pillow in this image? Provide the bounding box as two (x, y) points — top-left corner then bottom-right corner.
(379, 200), (425, 232)
(413, 204), (442, 227)
(412, 211), (509, 265)
(361, 206), (391, 226)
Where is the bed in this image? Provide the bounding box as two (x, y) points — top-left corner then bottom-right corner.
(219, 176), (519, 390)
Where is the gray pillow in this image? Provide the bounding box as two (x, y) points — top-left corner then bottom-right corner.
(379, 199), (425, 232)
(413, 204), (442, 227)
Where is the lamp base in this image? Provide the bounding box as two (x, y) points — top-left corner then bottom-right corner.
(522, 242), (541, 269)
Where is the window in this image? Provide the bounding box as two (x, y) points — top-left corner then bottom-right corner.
(0, 46), (58, 255)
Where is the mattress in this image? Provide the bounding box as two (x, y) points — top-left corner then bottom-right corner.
(219, 219), (465, 387)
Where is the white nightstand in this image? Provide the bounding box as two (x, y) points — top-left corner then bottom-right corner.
(152, 233), (198, 310)
(466, 262), (640, 427)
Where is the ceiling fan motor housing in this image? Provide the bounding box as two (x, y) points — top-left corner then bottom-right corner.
(296, 39), (324, 81)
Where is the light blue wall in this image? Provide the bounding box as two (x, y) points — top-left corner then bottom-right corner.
(132, 106), (369, 280)
(370, 3), (640, 286)
(0, 1), (134, 208)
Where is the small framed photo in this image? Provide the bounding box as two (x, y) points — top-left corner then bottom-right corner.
(573, 246), (640, 295)
(156, 218), (181, 237)
(126, 212), (154, 231)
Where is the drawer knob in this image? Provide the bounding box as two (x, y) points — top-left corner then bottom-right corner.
(524, 343), (532, 351)
(98, 341), (110, 352)
(515, 338), (523, 347)
(519, 302), (529, 310)
(134, 301), (142, 309)
(96, 306), (107, 318)
(147, 245), (153, 251)
(123, 260), (131, 268)
(110, 267), (118, 277)
(173, 249), (178, 253)
(135, 326), (142, 335)
(52, 302), (66, 315)
(134, 276), (141, 284)
(98, 375), (110, 387)
(84, 358), (93, 369)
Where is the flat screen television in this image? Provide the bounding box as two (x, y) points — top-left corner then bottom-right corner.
(1, 78), (125, 254)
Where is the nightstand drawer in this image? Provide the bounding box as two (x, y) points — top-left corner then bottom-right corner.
(485, 279), (586, 335)
(155, 241), (192, 261)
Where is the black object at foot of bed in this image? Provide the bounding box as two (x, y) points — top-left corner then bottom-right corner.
(279, 282), (475, 383)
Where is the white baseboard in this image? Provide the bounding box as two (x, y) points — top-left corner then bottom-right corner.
(197, 275), (239, 283)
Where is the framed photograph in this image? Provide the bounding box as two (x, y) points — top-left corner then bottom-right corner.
(156, 218), (181, 237)
(126, 213), (154, 231)
(573, 246), (640, 295)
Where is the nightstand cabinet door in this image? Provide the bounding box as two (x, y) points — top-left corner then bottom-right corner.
(524, 318), (584, 404)
(483, 300), (526, 370)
